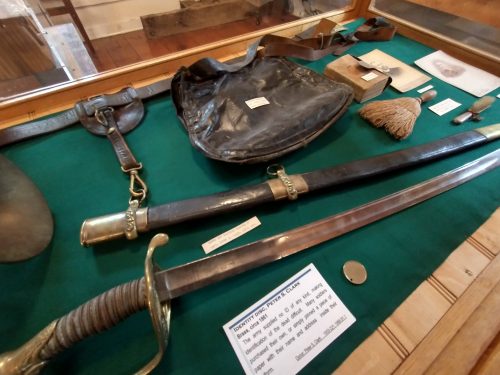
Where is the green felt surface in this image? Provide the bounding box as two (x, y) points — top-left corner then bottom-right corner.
(1, 19), (499, 375)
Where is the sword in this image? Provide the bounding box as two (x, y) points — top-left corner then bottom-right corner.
(80, 124), (500, 246)
(1, 148), (498, 375)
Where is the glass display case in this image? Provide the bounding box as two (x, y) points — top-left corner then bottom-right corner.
(0, 1), (353, 98)
(365, 0), (499, 73)
(2, 0), (496, 127)
(0, 2), (498, 374)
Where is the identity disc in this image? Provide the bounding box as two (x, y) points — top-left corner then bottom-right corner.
(343, 260), (367, 285)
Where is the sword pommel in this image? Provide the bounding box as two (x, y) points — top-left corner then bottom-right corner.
(80, 207), (148, 247)
(0, 321), (57, 375)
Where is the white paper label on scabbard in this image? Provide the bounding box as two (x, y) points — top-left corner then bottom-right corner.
(223, 264), (356, 375)
(361, 72), (378, 81)
(202, 217), (261, 254)
(246, 97), (270, 109)
(428, 98), (461, 116)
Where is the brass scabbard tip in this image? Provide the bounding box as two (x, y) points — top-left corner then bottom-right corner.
(80, 208), (149, 247)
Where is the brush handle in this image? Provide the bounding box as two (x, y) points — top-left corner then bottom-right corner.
(419, 90), (437, 103)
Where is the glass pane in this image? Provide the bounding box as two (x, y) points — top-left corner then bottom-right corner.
(0, 0), (353, 100)
(370, 0), (500, 57)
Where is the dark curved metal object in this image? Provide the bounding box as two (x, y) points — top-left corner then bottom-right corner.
(0, 155), (53, 262)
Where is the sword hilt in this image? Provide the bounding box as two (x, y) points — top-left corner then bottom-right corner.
(0, 234), (171, 375)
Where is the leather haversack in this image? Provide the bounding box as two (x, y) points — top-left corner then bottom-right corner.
(172, 39), (354, 164)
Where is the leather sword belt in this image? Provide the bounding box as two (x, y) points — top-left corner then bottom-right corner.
(0, 81), (171, 148)
(0, 81), (172, 209)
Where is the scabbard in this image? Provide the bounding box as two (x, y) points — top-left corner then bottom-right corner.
(80, 124), (500, 246)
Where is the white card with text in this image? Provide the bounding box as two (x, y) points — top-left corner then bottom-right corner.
(223, 264), (356, 375)
(428, 98), (461, 116)
(245, 97), (270, 109)
(202, 216), (261, 254)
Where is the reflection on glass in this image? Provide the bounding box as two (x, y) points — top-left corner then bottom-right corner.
(370, 0), (500, 57)
(0, 0), (352, 100)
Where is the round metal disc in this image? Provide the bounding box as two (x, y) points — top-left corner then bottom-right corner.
(0, 155), (53, 262)
(343, 260), (367, 285)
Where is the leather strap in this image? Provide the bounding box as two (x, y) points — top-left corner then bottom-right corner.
(182, 18), (396, 79)
(261, 18), (395, 60)
(97, 108), (142, 171)
(0, 79), (171, 147)
(353, 17), (396, 41)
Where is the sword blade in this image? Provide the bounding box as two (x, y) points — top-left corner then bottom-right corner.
(156, 149), (499, 302)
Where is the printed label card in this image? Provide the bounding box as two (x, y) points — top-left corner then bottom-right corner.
(223, 264), (355, 375)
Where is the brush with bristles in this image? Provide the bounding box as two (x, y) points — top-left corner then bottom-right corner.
(453, 96), (495, 124)
(359, 90), (437, 140)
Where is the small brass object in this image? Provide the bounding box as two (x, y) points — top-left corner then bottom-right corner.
(475, 123), (500, 139)
(343, 260), (367, 285)
(125, 200), (140, 240)
(125, 166), (148, 204)
(0, 321), (57, 374)
(267, 164), (299, 200)
(80, 206), (148, 246)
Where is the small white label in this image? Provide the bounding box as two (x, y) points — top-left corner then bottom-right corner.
(417, 84), (434, 93)
(497, 93), (500, 99)
(429, 98), (461, 116)
(245, 97), (270, 109)
(224, 264), (356, 375)
(202, 217), (261, 254)
(361, 72), (378, 81)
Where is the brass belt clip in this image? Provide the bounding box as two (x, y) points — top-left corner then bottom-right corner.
(267, 164), (298, 200)
(122, 164), (148, 240)
(123, 163), (148, 205)
(94, 105), (114, 126)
